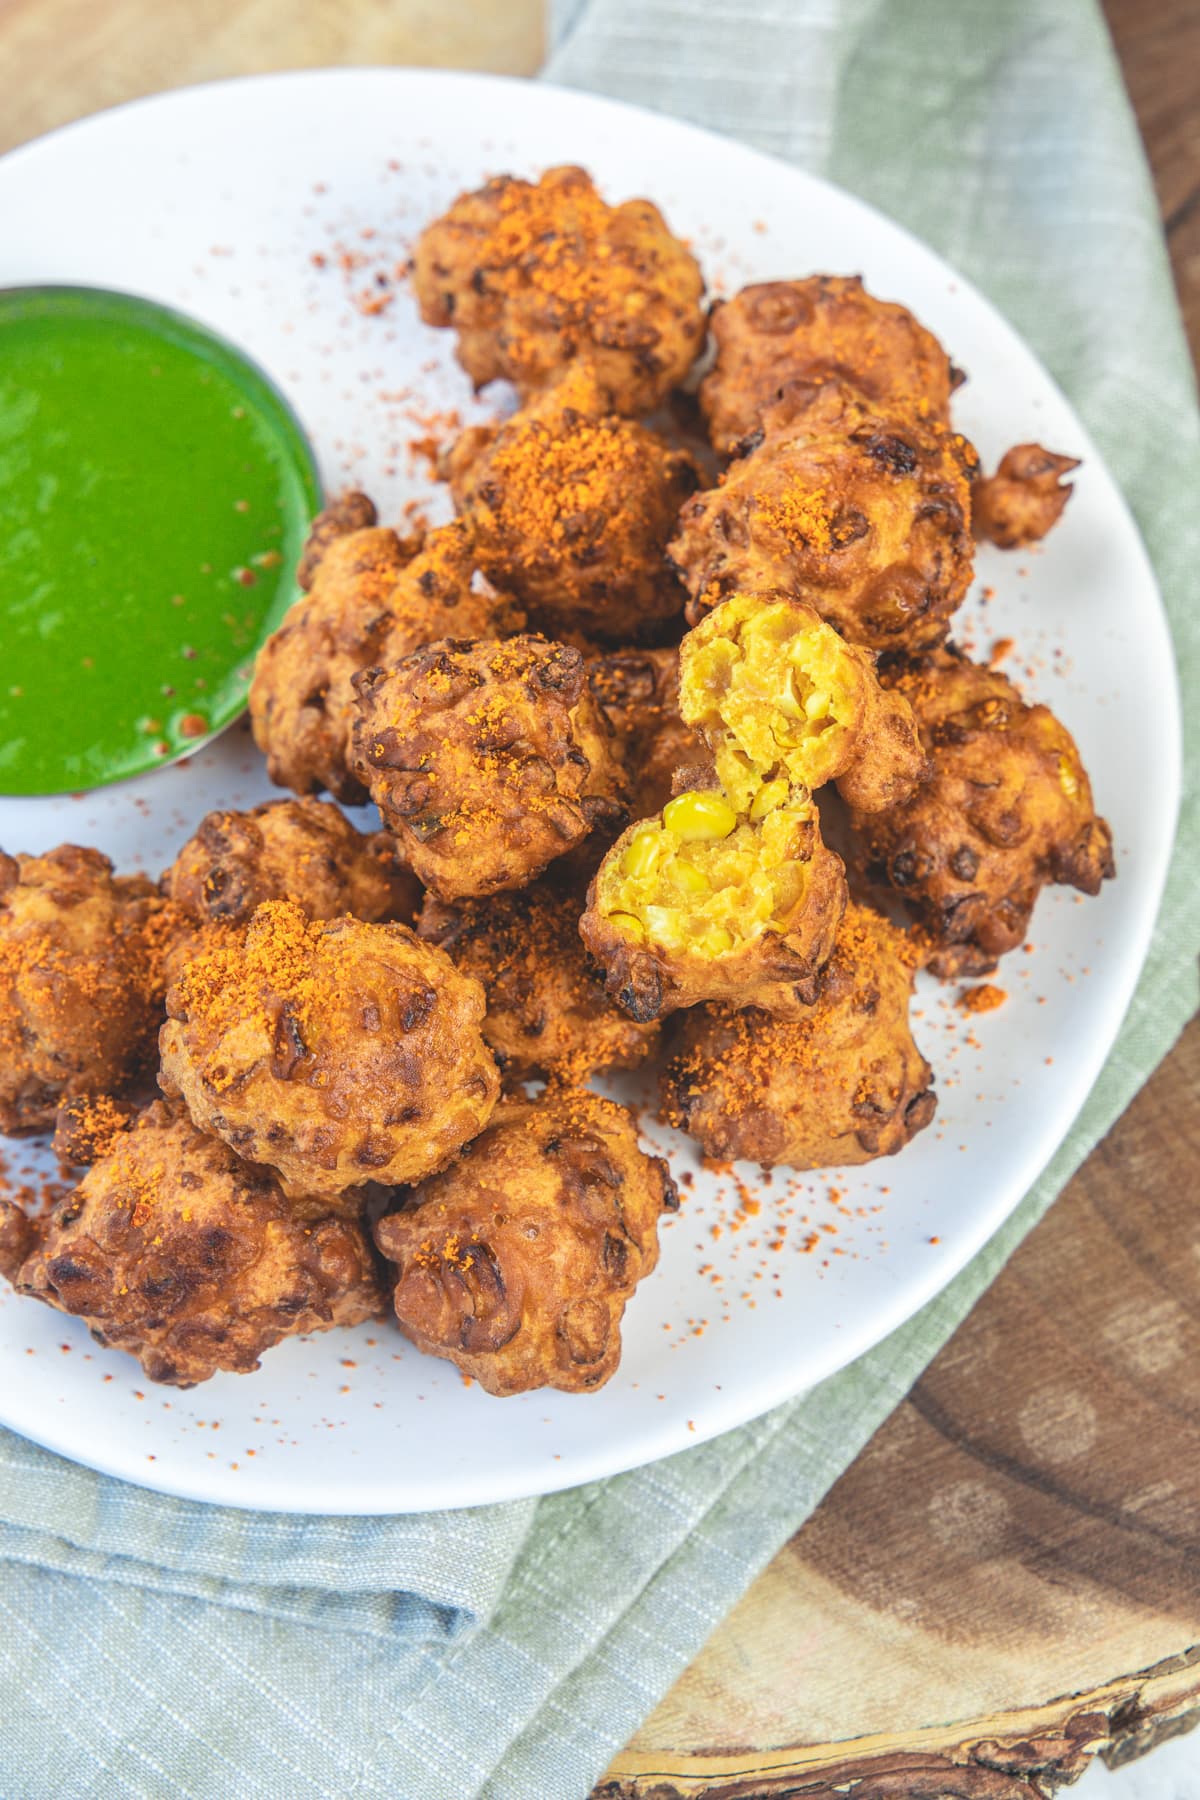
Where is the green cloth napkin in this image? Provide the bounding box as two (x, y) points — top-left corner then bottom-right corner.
(2, 3), (1197, 1796)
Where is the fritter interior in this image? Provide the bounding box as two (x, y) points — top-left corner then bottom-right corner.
(581, 785), (846, 1019)
(679, 591), (928, 813)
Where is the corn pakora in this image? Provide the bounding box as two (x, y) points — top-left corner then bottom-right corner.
(671, 388), (978, 654)
(661, 903), (935, 1167)
(445, 365), (698, 640)
(2, 1100), (382, 1387)
(159, 901), (500, 1198)
(376, 1090), (677, 1395)
(351, 635), (625, 900)
(250, 508), (522, 803)
(700, 275), (959, 457)
(679, 591), (930, 813)
(163, 797), (418, 929)
(413, 165), (706, 415)
(0, 846), (160, 1134)
(581, 783), (846, 1021)
(972, 443), (1080, 549)
(417, 877), (658, 1080)
(849, 647), (1115, 975)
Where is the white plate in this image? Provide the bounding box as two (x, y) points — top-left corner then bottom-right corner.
(0, 71), (1180, 1514)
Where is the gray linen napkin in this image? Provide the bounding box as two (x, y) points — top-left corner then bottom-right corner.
(1, 3), (1197, 1796)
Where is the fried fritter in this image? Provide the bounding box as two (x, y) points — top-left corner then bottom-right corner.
(296, 489), (381, 591)
(417, 878), (658, 1080)
(250, 512), (522, 803)
(700, 276), (958, 457)
(580, 783), (846, 1021)
(587, 646), (705, 820)
(351, 635), (625, 901)
(661, 903), (936, 1167)
(445, 364), (698, 640)
(3, 1101), (382, 1387)
(848, 647), (1115, 975)
(159, 901), (500, 1198)
(376, 1090), (677, 1395)
(670, 386), (978, 654)
(163, 797), (418, 929)
(679, 591), (930, 813)
(412, 165), (706, 415)
(0, 1200), (37, 1286)
(972, 444), (1080, 549)
(0, 846), (160, 1134)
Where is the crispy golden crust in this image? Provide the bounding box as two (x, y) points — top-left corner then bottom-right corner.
(296, 490), (382, 590)
(376, 1091), (677, 1395)
(5, 1101), (383, 1387)
(849, 648), (1115, 975)
(52, 1093), (137, 1167)
(413, 165), (706, 415)
(162, 797), (419, 929)
(445, 365), (698, 640)
(0, 846), (160, 1134)
(587, 646), (705, 821)
(679, 591), (930, 814)
(350, 635), (626, 901)
(0, 1200), (38, 1286)
(417, 879), (658, 1080)
(250, 516), (523, 803)
(671, 387), (978, 655)
(159, 901), (500, 1198)
(700, 276), (958, 457)
(972, 444), (1080, 549)
(660, 903), (935, 1167)
(580, 793), (847, 1021)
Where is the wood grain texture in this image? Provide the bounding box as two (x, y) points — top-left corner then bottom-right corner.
(0, 0), (544, 158)
(1103, 0), (1200, 367)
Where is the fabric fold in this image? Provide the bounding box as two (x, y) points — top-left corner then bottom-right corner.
(0, 1429), (537, 1640)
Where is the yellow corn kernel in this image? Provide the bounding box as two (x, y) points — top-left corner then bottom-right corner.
(607, 910), (646, 941)
(702, 926), (734, 955)
(663, 790), (737, 842)
(778, 666), (807, 719)
(804, 687), (831, 720)
(749, 778), (790, 821)
(670, 859), (711, 896)
(621, 829), (661, 878)
(1058, 756), (1080, 799)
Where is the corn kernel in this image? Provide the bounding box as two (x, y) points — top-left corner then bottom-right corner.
(702, 926), (734, 955)
(621, 828), (661, 878)
(778, 667), (806, 719)
(805, 688), (831, 720)
(607, 910), (645, 941)
(749, 778), (790, 821)
(670, 858), (711, 895)
(1059, 756), (1080, 798)
(664, 790), (737, 842)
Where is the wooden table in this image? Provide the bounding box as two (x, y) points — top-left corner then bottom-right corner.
(2, 2), (1195, 1793)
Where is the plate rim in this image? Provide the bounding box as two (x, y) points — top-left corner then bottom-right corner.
(0, 65), (1183, 1513)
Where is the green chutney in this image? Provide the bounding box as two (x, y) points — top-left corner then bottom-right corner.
(0, 286), (320, 794)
